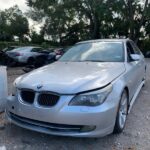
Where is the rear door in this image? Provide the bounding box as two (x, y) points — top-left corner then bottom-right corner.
(130, 41), (146, 82)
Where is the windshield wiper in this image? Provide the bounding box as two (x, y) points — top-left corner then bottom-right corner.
(83, 60), (106, 62)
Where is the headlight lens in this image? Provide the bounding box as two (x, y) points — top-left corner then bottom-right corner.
(69, 85), (112, 106)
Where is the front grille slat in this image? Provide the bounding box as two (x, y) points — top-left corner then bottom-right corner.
(20, 90), (60, 107)
(20, 90), (35, 104)
(38, 93), (59, 107)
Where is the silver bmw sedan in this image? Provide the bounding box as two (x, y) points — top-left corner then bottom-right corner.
(6, 39), (146, 137)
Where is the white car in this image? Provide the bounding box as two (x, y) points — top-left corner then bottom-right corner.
(0, 66), (7, 112)
(6, 47), (44, 64)
(7, 39), (146, 137)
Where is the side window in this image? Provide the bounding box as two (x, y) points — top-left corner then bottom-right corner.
(31, 48), (36, 52)
(126, 42), (135, 61)
(31, 48), (42, 52)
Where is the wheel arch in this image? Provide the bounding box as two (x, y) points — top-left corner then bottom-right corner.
(28, 56), (34, 60)
(123, 86), (130, 108)
(27, 57), (35, 65)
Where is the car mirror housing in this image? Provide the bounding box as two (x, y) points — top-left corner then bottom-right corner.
(130, 54), (141, 61)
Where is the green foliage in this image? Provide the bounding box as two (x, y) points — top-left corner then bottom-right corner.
(0, 0), (149, 50)
(26, 0), (149, 45)
(0, 10), (13, 41)
(30, 31), (44, 44)
(139, 39), (150, 54)
(110, 0), (150, 41)
(0, 5), (29, 42)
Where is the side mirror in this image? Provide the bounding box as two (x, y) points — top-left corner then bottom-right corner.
(55, 55), (61, 60)
(130, 54), (141, 61)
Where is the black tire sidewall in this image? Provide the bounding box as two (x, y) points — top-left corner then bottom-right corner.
(114, 90), (128, 133)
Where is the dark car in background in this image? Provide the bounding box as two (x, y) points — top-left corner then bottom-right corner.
(23, 47), (67, 73)
(0, 46), (19, 66)
(0, 46), (67, 68)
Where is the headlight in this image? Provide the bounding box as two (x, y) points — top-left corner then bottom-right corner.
(69, 85), (112, 106)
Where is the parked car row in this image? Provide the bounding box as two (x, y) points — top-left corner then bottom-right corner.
(0, 46), (66, 71)
(6, 46), (46, 64)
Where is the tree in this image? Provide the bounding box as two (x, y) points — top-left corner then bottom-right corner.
(26, 0), (150, 45)
(0, 5), (29, 42)
(109, 0), (150, 42)
(0, 11), (13, 41)
(27, 0), (112, 42)
(30, 30), (44, 44)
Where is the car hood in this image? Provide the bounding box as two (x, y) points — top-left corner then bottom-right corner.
(16, 62), (126, 94)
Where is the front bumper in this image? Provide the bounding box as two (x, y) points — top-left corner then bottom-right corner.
(6, 94), (118, 137)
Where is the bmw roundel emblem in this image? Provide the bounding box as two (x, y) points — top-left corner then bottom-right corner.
(37, 84), (43, 90)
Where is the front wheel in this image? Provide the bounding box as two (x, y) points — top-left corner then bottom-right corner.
(114, 90), (128, 133)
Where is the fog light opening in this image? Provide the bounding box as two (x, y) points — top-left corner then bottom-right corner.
(80, 126), (96, 132)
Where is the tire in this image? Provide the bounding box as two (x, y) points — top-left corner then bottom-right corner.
(143, 66), (147, 86)
(114, 90), (128, 133)
(27, 57), (35, 65)
(34, 56), (46, 68)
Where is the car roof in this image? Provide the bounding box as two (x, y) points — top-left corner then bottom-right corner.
(10, 46), (42, 52)
(77, 38), (131, 44)
(13, 46), (42, 51)
(17, 46), (42, 49)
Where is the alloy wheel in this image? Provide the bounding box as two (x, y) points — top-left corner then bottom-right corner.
(118, 92), (128, 129)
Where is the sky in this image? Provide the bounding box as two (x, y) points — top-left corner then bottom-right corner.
(0, 0), (28, 12)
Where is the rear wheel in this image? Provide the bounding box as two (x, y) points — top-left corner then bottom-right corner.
(114, 90), (128, 133)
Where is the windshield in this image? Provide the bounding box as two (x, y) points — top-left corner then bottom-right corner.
(59, 42), (124, 62)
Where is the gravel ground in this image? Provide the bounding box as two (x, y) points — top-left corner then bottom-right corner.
(0, 60), (150, 150)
